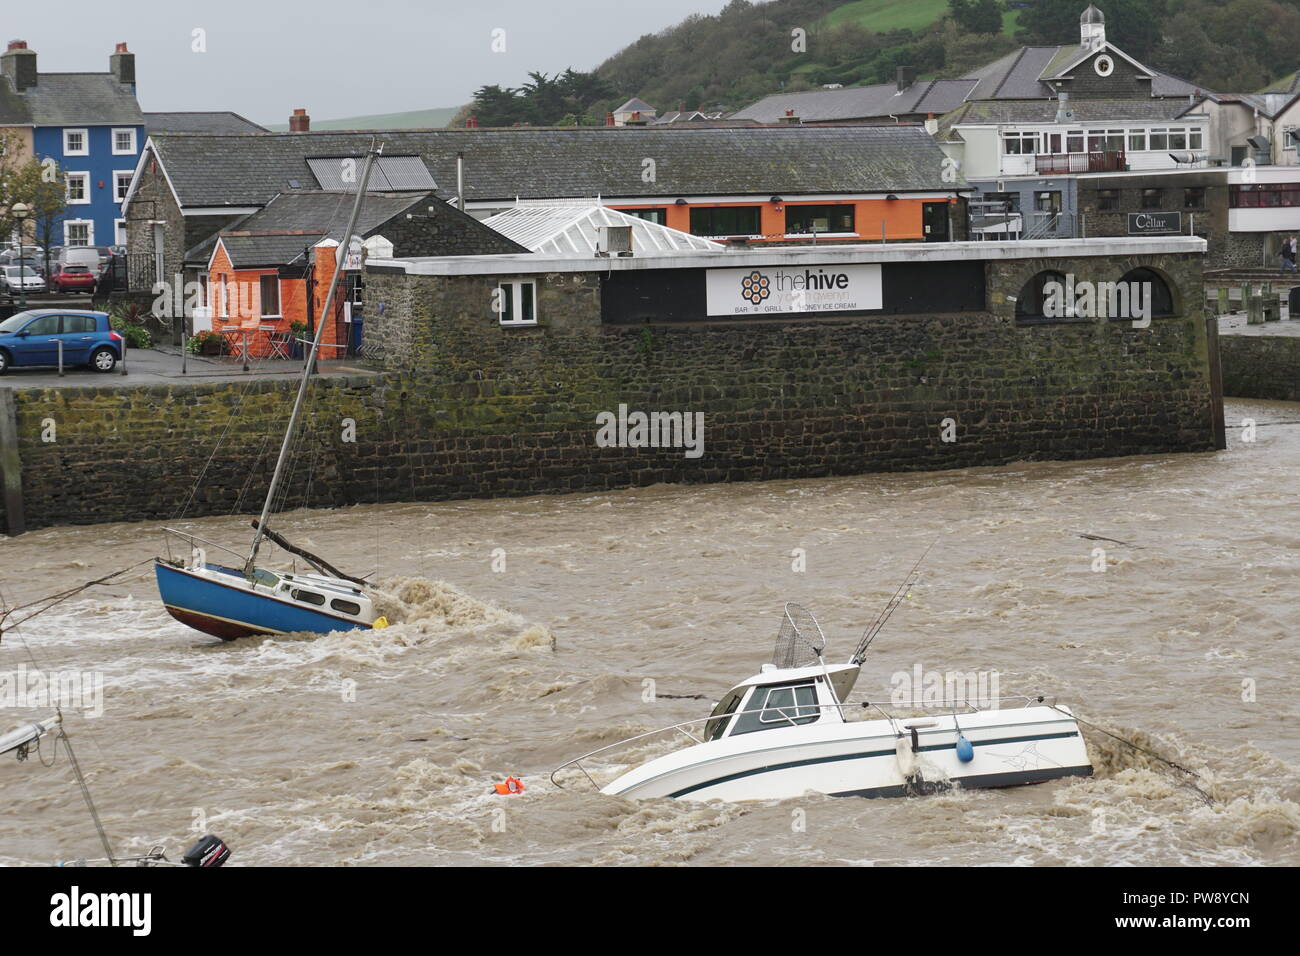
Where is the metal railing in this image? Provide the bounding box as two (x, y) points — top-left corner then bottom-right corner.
(549, 694), (1056, 791)
(1036, 150), (1126, 174)
(159, 527), (248, 568)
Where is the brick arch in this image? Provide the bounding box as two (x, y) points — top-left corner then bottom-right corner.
(1115, 261), (1182, 317)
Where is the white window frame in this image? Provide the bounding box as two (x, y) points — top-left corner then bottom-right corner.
(114, 170), (134, 204)
(111, 127), (137, 155)
(1001, 131), (1040, 155)
(63, 128), (89, 156)
(65, 171), (91, 205)
(64, 220), (94, 247)
(496, 278), (538, 326)
(114, 218), (127, 245)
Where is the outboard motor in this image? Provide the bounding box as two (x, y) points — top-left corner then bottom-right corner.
(182, 834), (231, 868)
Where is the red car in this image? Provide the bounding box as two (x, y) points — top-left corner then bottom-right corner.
(49, 264), (98, 294)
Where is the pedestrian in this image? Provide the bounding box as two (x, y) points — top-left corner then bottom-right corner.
(1282, 236), (1298, 273)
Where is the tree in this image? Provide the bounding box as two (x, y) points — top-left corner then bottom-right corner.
(949, 0), (1004, 34)
(0, 131), (66, 274)
(1016, 0), (1165, 60)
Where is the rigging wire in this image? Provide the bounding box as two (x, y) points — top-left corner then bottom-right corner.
(851, 538), (938, 664)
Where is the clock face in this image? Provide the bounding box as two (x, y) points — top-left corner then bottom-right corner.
(1094, 55), (1115, 77)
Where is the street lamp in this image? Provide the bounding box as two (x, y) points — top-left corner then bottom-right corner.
(10, 202), (29, 309)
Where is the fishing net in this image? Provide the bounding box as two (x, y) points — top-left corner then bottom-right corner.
(771, 602), (827, 669)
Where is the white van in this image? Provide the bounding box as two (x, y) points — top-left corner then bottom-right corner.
(60, 248), (101, 270)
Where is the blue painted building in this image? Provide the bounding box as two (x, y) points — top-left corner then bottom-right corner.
(0, 40), (144, 249)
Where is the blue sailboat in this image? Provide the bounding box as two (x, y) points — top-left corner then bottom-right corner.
(155, 144), (386, 641)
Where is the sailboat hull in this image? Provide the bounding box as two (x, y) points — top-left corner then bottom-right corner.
(155, 560), (371, 641)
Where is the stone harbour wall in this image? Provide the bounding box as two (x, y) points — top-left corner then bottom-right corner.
(1, 250), (1222, 532)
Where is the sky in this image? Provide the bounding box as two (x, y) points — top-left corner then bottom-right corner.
(6, 0), (733, 124)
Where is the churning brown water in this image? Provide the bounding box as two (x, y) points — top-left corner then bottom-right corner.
(2, 397), (1298, 867)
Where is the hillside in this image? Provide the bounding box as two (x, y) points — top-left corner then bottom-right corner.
(588, 0), (1300, 119)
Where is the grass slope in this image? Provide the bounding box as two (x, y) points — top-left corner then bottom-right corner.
(818, 0), (1020, 37)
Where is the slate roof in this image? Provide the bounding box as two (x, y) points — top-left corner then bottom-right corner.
(963, 43), (1201, 100)
(1261, 71), (1300, 95)
(1190, 91), (1300, 119)
(190, 188), (526, 267)
(731, 79), (978, 123)
(146, 125), (967, 211)
(2, 73), (143, 126)
(145, 111), (266, 134)
(734, 37), (1203, 126)
(192, 190), (431, 267)
(614, 98), (655, 114)
(482, 200), (723, 256)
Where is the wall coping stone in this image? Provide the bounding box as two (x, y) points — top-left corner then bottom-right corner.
(373, 237), (1206, 277)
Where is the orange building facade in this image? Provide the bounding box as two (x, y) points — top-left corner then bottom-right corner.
(608, 196), (961, 244)
(206, 239), (351, 359)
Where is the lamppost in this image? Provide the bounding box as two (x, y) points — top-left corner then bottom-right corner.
(11, 202), (29, 310)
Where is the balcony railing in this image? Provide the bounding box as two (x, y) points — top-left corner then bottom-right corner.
(1035, 151), (1127, 174)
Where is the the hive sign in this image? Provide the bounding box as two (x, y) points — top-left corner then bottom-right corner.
(708, 264), (882, 316)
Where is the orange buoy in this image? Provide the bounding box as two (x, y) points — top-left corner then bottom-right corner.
(493, 776), (526, 795)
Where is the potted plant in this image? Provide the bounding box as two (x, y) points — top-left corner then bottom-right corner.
(289, 320), (308, 359)
(188, 330), (226, 356)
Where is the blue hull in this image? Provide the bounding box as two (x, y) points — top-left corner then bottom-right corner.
(155, 560), (370, 640)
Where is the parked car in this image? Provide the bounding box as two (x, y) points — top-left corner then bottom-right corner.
(48, 264), (98, 294)
(1, 266), (48, 295)
(0, 257), (45, 277)
(0, 309), (121, 374)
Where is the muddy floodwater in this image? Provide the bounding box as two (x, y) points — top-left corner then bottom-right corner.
(1, 397), (1297, 866)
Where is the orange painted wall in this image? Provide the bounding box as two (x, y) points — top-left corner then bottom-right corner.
(611, 198), (935, 243)
(206, 241), (347, 358)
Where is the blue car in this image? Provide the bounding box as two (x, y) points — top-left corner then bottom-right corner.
(0, 309), (122, 374)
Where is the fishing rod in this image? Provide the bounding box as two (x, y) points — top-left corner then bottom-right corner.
(850, 538), (937, 665)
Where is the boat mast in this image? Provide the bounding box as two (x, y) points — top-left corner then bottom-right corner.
(246, 140), (383, 575)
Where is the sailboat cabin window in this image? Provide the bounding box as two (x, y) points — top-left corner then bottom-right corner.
(497, 279), (538, 326)
(291, 588), (326, 606)
(331, 598), (362, 616)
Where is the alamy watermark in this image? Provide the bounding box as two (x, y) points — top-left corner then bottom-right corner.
(595, 404), (704, 459)
(890, 663), (1001, 709)
(1043, 274), (1153, 328)
(0, 665), (104, 718)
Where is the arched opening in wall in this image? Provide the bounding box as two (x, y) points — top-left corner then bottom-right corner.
(1015, 269), (1067, 321)
(1119, 267), (1176, 318)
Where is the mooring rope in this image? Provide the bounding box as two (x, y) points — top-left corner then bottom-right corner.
(0, 559), (154, 638)
(1048, 703), (1216, 806)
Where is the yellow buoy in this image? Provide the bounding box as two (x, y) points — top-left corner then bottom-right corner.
(372, 616), (389, 630)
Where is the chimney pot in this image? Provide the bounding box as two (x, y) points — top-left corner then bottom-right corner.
(466, 115), (479, 129)
(289, 108), (311, 132)
(115, 42), (129, 53)
(605, 111), (615, 127)
(7, 40), (27, 51)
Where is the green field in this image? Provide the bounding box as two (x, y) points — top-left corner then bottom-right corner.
(818, 0), (1021, 36)
(818, 0), (951, 33)
(266, 105), (461, 131)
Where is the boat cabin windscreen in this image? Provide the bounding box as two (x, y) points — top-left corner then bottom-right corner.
(729, 681), (820, 737)
(704, 690), (744, 741)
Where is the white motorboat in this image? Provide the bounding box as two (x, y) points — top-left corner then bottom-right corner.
(553, 598), (1093, 803)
